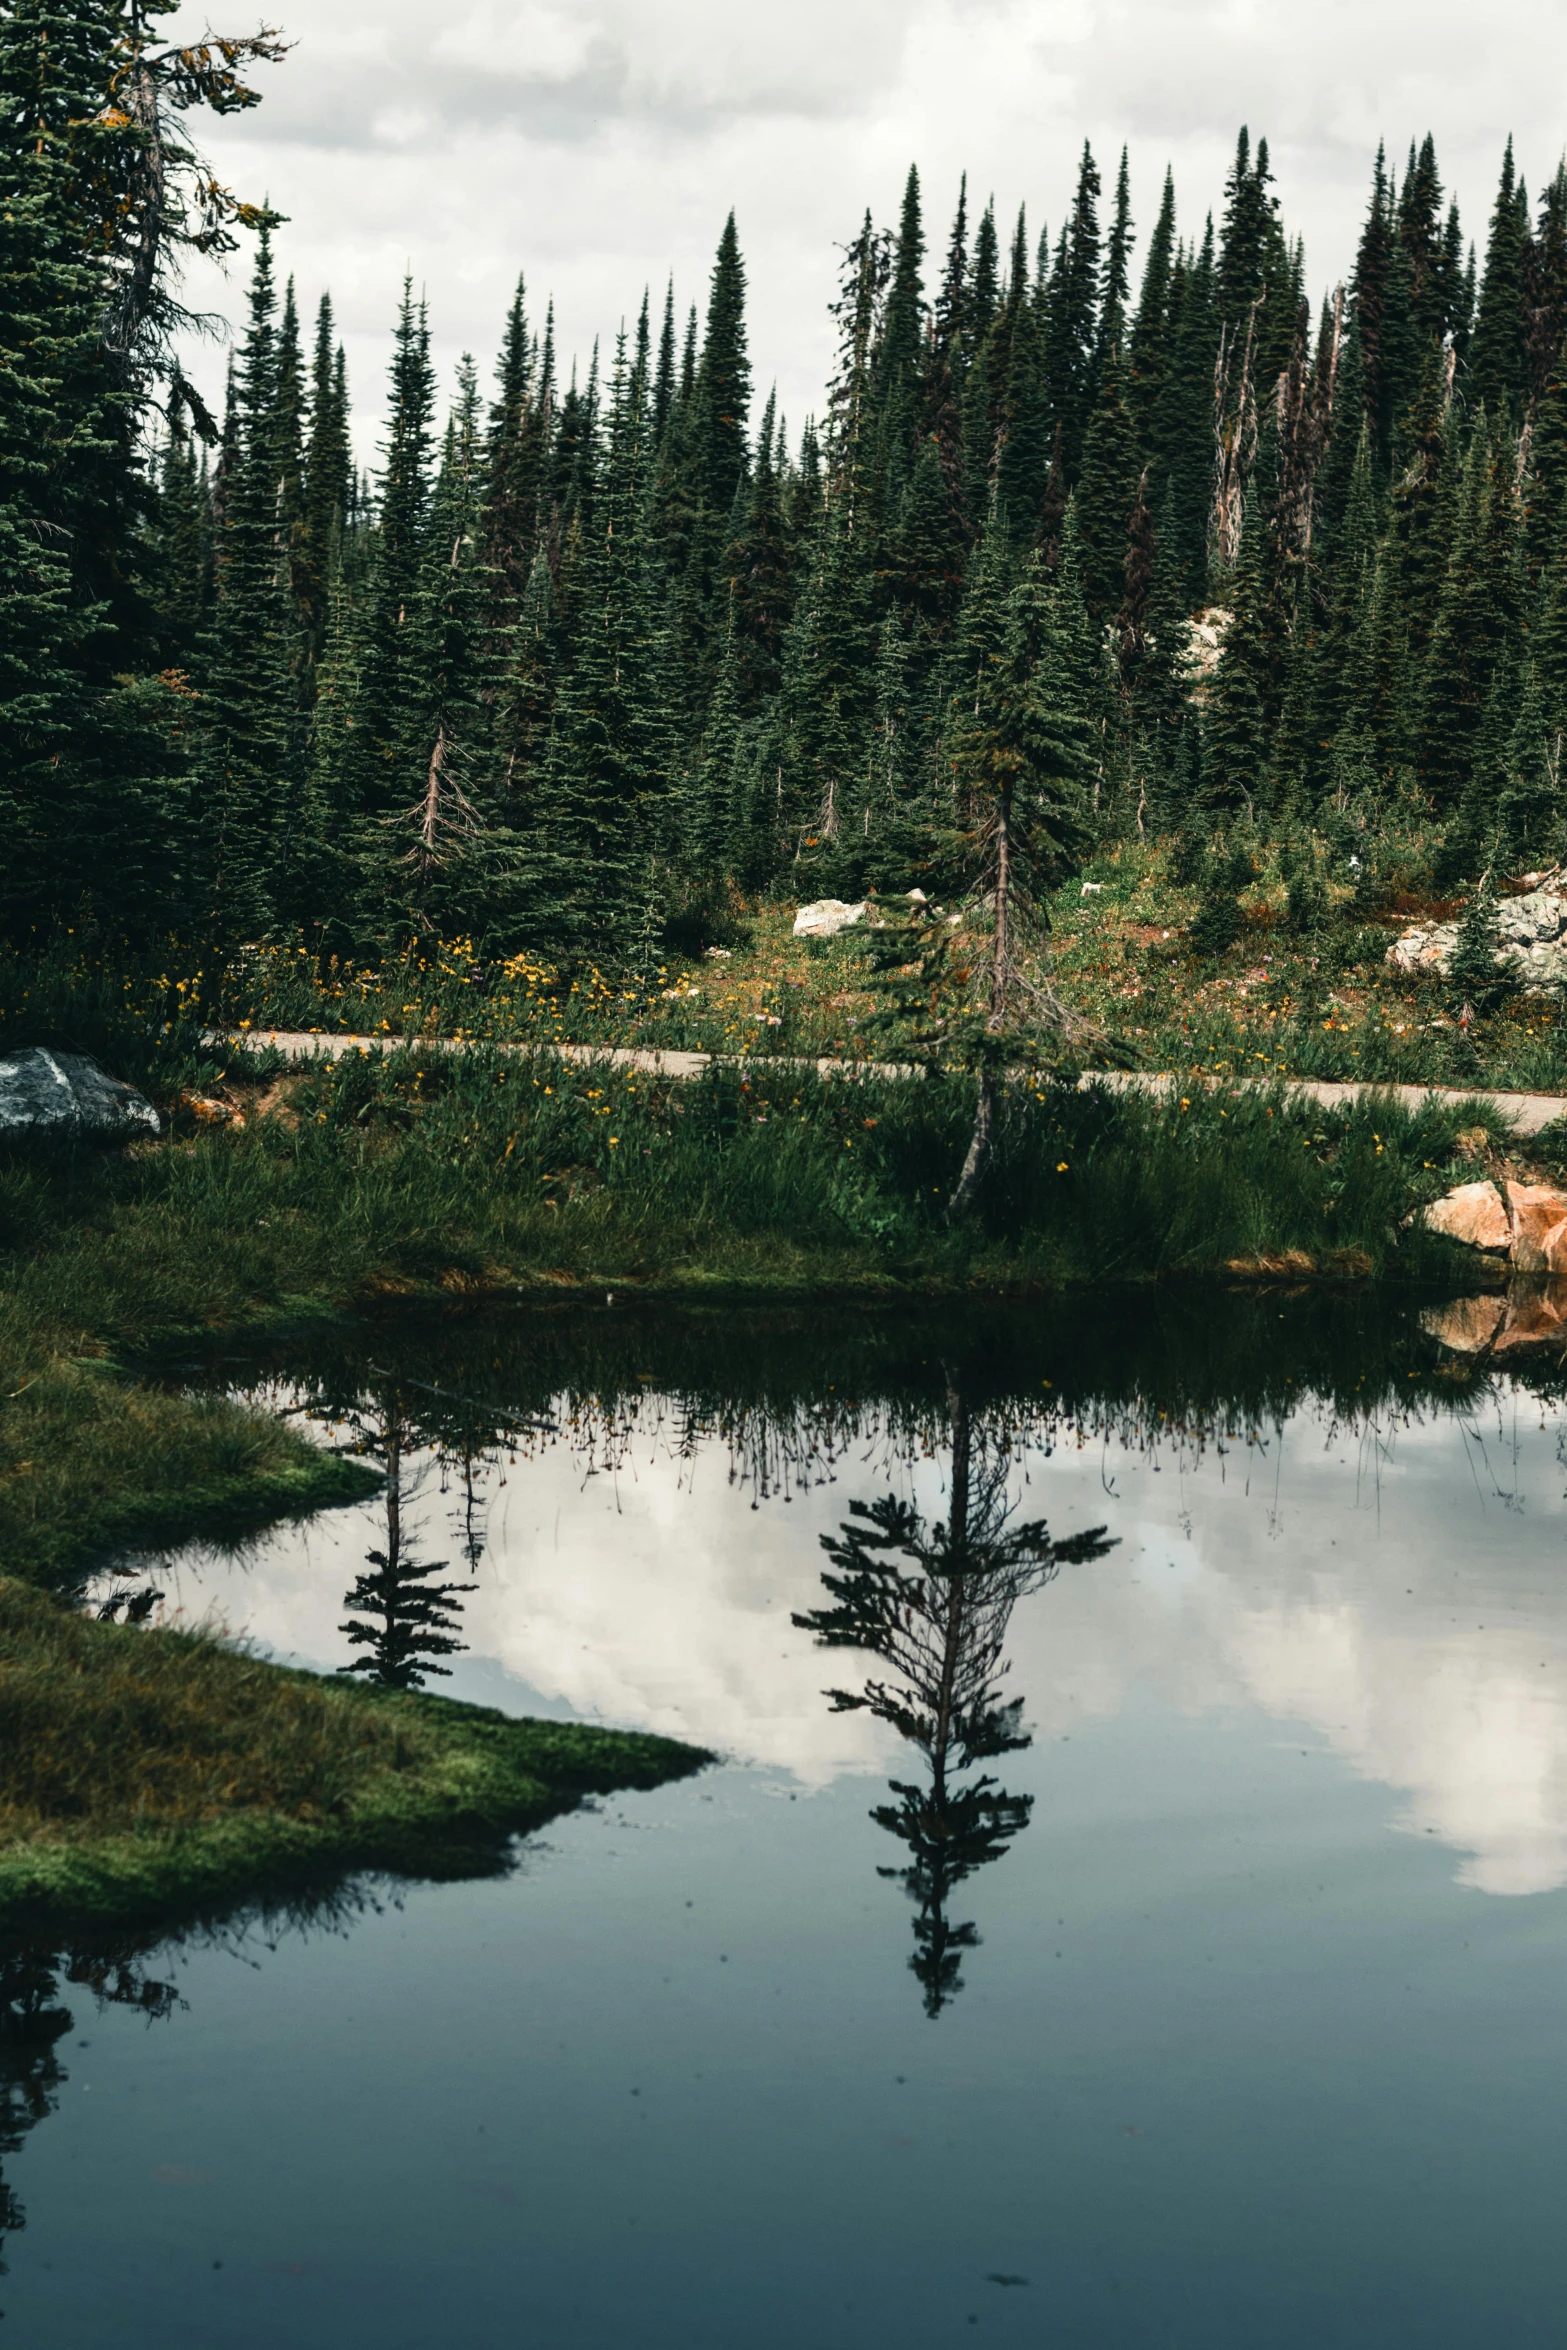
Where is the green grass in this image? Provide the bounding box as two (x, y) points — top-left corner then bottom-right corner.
(0, 901), (1550, 1596)
(0, 1056), (1520, 1593)
(8, 821), (1567, 1098)
(1045, 837), (1567, 1094)
(0, 1575), (708, 1929)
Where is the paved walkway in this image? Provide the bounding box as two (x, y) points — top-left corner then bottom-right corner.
(207, 1029), (911, 1082)
(1079, 1069), (1567, 1137)
(209, 1031), (1567, 1136)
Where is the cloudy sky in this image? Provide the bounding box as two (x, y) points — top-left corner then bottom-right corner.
(170, 0), (1567, 459)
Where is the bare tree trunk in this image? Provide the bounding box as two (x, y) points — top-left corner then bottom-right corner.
(948, 1075), (995, 1216)
(419, 723), (448, 868)
(949, 787), (1011, 1216)
(1212, 290), (1264, 571)
(930, 1382), (972, 1775)
(383, 1400), (403, 1578)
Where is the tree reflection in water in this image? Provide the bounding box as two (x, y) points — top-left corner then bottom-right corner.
(338, 1385), (476, 1689)
(797, 1387), (1114, 2015)
(0, 1942), (180, 2293)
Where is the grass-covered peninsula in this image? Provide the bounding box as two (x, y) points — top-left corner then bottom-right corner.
(0, 1576), (707, 1930)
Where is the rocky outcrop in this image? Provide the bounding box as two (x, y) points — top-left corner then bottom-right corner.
(0, 1047), (160, 1140)
(1503, 1180), (1567, 1273)
(1386, 888), (1567, 985)
(1420, 1294), (1507, 1353)
(1420, 1180), (1512, 1251)
(793, 899), (866, 939)
(1419, 1174), (1567, 1270)
(1419, 1177), (1567, 1348)
(1181, 607), (1233, 697)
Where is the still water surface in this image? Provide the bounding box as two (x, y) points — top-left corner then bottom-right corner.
(7, 1297), (1567, 2344)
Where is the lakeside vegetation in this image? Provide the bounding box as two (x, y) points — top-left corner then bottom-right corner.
(0, 1015), (1542, 1593)
(0, 1576), (706, 1927)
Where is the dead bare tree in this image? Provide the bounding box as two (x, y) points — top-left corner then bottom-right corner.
(1211, 289), (1266, 573)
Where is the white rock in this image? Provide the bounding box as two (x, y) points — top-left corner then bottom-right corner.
(1386, 888), (1567, 984)
(793, 899), (866, 939)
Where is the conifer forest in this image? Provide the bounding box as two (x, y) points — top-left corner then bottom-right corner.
(7, 2), (1567, 999)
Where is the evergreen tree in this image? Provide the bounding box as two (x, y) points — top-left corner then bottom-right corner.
(1127, 165), (1176, 448)
(969, 200), (1000, 349)
(1217, 129), (1290, 380)
(197, 222), (298, 937)
(1417, 418), (1499, 808)
(695, 212), (751, 520)
(876, 166), (927, 513)
(1470, 140), (1529, 422)
(1161, 221), (1218, 598)
(892, 432), (967, 641)
(1046, 144), (1102, 478)
(481, 275), (543, 632)
(1352, 143), (1396, 450)
(995, 284), (1051, 543)
(1204, 485), (1269, 812)
(347, 279), (438, 831)
(297, 296), (350, 676)
(1074, 345), (1139, 619)
(0, 0), (152, 929)
(1498, 659), (1564, 861)
(928, 534), (1094, 1204)
(726, 387), (793, 707)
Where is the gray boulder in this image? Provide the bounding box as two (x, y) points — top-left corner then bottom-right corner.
(1387, 888), (1567, 984)
(0, 1047), (160, 1140)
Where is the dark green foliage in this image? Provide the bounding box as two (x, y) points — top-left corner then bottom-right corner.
(795, 1405), (1111, 2012)
(1448, 875), (1506, 1011)
(3, 78), (1562, 984)
(340, 1543), (475, 1688)
(1279, 830), (1329, 930)
(1470, 140), (1529, 423)
(1046, 144), (1103, 477)
(1205, 489), (1270, 811)
(695, 211), (751, 521)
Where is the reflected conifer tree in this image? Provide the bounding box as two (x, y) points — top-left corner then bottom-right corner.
(338, 1386), (477, 1689)
(796, 1387), (1114, 2015)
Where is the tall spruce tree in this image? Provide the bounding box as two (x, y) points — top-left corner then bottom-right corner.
(1470, 140), (1529, 422)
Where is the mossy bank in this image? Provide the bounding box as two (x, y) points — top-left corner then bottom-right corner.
(0, 1578), (708, 1930)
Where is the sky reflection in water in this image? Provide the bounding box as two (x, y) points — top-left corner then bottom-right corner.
(12, 1301), (1567, 2345)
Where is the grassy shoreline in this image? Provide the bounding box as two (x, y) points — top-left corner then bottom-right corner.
(0, 1577), (708, 1931)
(0, 1056), (1543, 1589)
(0, 1064), (1545, 1932)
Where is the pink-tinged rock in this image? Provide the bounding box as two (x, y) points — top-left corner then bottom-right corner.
(1421, 1295), (1506, 1353)
(1505, 1181), (1567, 1271)
(1495, 1281), (1567, 1349)
(1420, 1180), (1511, 1251)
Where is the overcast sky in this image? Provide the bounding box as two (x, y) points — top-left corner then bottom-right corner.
(170, 0), (1567, 462)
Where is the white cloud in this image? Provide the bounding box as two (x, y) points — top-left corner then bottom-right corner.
(431, 6), (602, 86)
(141, 1390), (1567, 1897)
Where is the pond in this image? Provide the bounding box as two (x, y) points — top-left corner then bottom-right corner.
(8, 1291), (1567, 2345)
